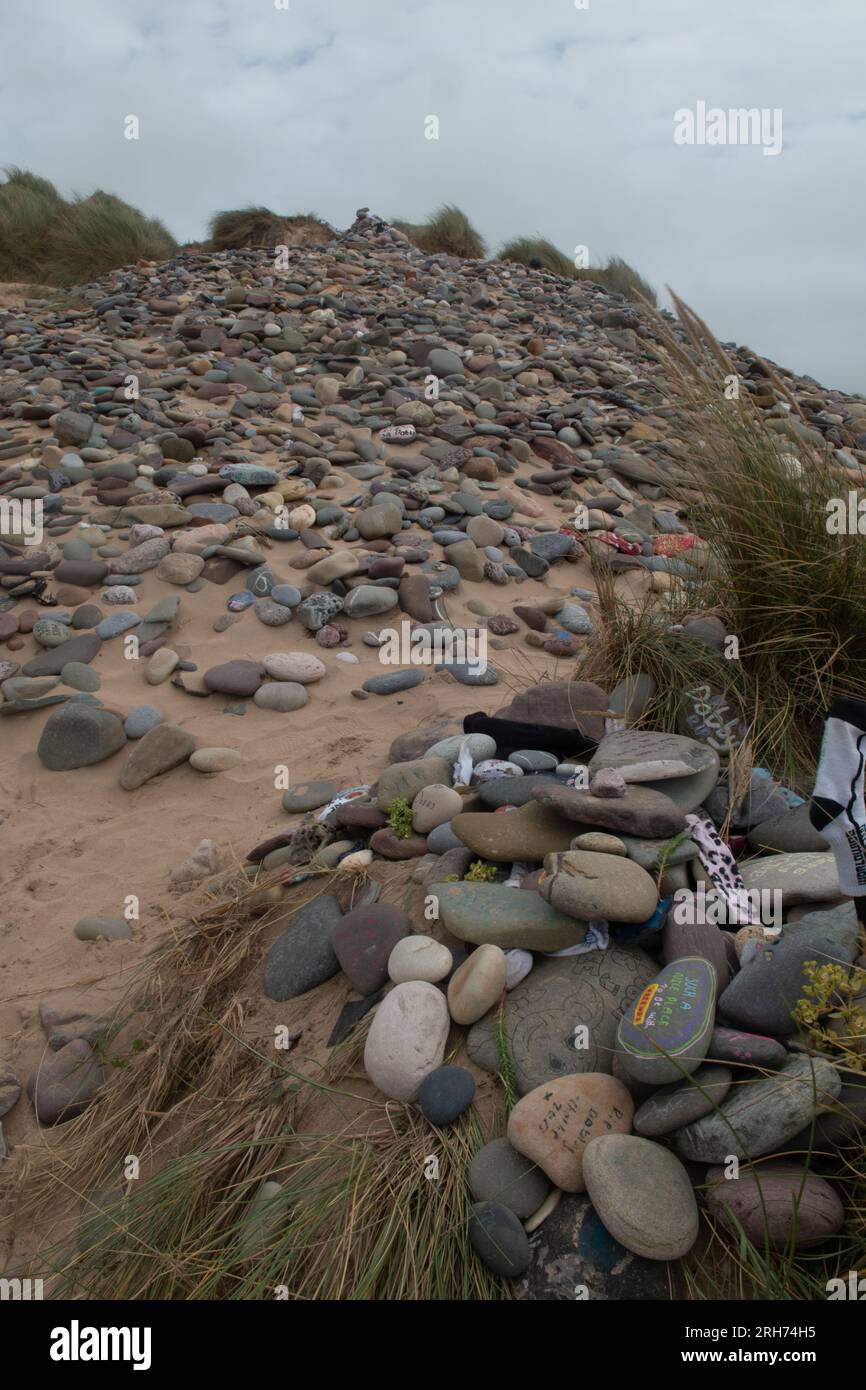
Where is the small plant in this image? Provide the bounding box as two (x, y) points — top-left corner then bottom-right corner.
(792, 960), (866, 1068)
(465, 860), (497, 882)
(495, 989), (518, 1115)
(387, 797), (415, 839)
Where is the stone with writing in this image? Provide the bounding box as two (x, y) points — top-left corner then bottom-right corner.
(616, 956), (716, 1085)
(467, 945), (657, 1093)
(507, 1072), (634, 1192)
(680, 682), (749, 759)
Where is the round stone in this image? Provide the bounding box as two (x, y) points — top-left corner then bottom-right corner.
(570, 832), (627, 856)
(387, 934), (453, 984)
(468, 1201), (531, 1278)
(60, 661), (101, 693)
(254, 682), (309, 712)
(73, 915), (132, 942)
(447, 943), (507, 1025)
(189, 747), (242, 773)
(156, 553), (204, 585)
(412, 782), (464, 834)
(704, 1160), (845, 1250)
(364, 981), (450, 1101)
(262, 651), (326, 684)
(419, 1065), (476, 1126)
(582, 1134), (699, 1260)
(468, 1137), (551, 1220)
(124, 705), (164, 739)
(281, 780), (337, 813)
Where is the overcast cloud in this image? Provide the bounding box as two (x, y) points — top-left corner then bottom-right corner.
(1, 0), (863, 393)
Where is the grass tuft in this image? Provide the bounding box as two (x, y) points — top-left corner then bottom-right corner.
(208, 206), (334, 253)
(393, 203), (486, 259)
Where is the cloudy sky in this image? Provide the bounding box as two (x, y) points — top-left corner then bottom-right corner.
(2, 0), (863, 393)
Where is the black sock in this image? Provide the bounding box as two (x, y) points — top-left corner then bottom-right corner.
(463, 711), (597, 762)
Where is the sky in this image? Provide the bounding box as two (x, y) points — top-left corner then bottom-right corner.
(2, 0), (863, 394)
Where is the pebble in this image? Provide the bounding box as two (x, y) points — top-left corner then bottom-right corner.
(672, 1055), (841, 1162)
(704, 1160), (844, 1249)
(332, 902), (411, 994)
(119, 723), (195, 790)
(582, 1134), (699, 1260)
(281, 780), (337, 813)
(633, 1063), (733, 1137)
(189, 747), (241, 773)
(364, 981), (450, 1101)
(124, 705), (164, 739)
(418, 1065), (476, 1126)
(432, 879), (587, 952)
(254, 682), (309, 712)
(468, 1202), (531, 1278)
(37, 704), (126, 770)
(507, 1072), (634, 1191)
(616, 957), (716, 1084)
(73, 915), (132, 942)
(469, 1138), (551, 1219)
(262, 651), (326, 684)
(539, 850), (658, 923)
(387, 935), (453, 984)
(263, 896), (342, 1000)
(26, 1039), (103, 1125)
(447, 943), (506, 1024)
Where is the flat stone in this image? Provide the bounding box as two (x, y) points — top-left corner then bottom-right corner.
(633, 1064), (733, 1137)
(60, 661), (100, 692)
(672, 1055), (841, 1162)
(73, 915), (132, 942)
(363, 669), (425, 695)
(616, 957), (716, 1084)
(508, 1072), (633, 1191)
(738, 853), (840, 906)
(589, 731), (720, 812)
(704, 1161), (844, 1250)
(583, 1134), (699, 1260)
(281, 780), (337, 813)
(23, 632), (101, 677)
(452, 802), (574, 862)
(332, 902), (411, 994)
(706, 1027), (788, 1069)
(119, 723), (195, 789)
(363, 981), (450, 1100)
(467, 946), (657, 1094)
(494, 680), (609, 741)
(513, 1192), (676, 1301)
(431, 880), (587, 952)
(263, 895), (343, 1000)
(532, 782), (686, 839)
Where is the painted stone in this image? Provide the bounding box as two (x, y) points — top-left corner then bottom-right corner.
(616, 956), (716, 1084)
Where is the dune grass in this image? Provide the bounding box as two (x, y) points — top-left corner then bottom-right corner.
(496, 234), (657, 304)
(0, 167), (176, 286)
(10, 865), (504, 1302)
(393, 203), (487, 259)
(208, 205), (334, 253)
